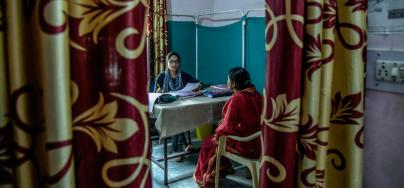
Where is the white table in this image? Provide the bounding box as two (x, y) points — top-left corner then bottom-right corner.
(151, 95), (229, 139)
(149, 95), (229, 185)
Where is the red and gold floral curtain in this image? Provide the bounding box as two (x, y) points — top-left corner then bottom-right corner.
(147, 0), (167, 80)
(0, 0), (151, 187)
(261, 0), (366, 187)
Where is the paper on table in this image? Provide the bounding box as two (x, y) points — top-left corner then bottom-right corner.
(149, 83), (201, 112)
(148, 92), (164, 112)
(168, 82), (202, 97)
(181, 82), (201, 92)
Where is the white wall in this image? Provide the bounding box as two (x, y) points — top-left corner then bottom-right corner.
(364, 32), (404, 188)
(167, 0), (214, 15)
(213, 0), (264, 14)
(368, 33), (404, 51)
(167, 0), (265, 26)
(211, 0), (264, 26)
(167, 0), (214, 24)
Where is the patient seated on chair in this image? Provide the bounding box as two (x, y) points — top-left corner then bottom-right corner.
(193, 67), (262, 186)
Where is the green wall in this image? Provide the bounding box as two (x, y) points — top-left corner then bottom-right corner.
(167, 21), (196, 77)
(167, 18), (266, 92)
(245, 17), (266, 93)
(197, 21), (243, 85)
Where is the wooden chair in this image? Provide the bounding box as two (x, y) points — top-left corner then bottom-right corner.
(215, 131), (262, 188)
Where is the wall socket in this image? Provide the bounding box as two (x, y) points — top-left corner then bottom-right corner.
(376, 60), (404, 83)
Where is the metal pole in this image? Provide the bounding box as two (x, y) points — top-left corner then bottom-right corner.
(164, 138), (168, 185)
(167, 14), (196, 20)
(197, 10), (244, 18)
(146, 36), (151, 90)
(242, 15), (246, 68)
(195, 19), (199, 79)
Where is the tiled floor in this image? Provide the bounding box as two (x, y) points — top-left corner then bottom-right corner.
(151, 136), (253, 188)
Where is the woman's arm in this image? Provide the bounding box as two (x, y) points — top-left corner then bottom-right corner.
(181, 71), (204, 90)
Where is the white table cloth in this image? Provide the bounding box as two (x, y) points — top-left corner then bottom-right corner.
(150, 95), (230, 139)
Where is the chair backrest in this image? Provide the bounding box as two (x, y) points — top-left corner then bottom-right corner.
(216, 131), (262, 188)
(228, 130), (262, 159)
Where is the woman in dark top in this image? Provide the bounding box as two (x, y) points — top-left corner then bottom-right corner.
(154, 51), (201, 93)
(153, 51), (202, 162)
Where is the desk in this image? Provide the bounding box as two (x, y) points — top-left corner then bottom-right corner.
(150, 95), (229, 184)
(151, 95), (229, 139)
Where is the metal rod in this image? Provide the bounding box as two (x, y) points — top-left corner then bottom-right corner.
(167, 14), (196, 20)
(245, 9), (265, 18)
(164, 138), (168, 185)
(196, 10), (244, 24)
(154, 160), (165, 169)
(146, 37), (151, 89)
(197, 10), (243, 18)
(195, 21), (199, 79)
(242, 17), (246, 68)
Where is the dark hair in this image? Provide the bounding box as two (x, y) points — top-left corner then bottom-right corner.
(228, 67), (254, 90)
(166, 51), (181, 63)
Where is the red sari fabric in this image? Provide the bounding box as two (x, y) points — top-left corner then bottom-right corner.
(194, 87), (262, 186)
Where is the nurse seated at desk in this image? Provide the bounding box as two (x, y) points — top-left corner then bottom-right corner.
(153, 51), (203, 162)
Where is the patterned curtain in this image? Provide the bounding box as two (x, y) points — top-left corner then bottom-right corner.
(147, 0), (167, 80)
(261, 0), (366, 187)
(0, 0), (151, 187)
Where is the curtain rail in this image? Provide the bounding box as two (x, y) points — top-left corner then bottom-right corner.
(167, 14), (196, 20)
(245, 9), (265, 18)
(196, 10), (244, 24)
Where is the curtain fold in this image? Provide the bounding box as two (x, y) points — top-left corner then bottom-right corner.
(0, 1), (14, 186)
(35, 0), (75, 187)
(147, 0), (167, 80)
(0, 0), (151, 187)
(261, 0), (366, 187)
(4, 0), (38, 186)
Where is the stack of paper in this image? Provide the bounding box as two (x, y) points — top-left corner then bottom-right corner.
(168, 82), (202, 98)
(209, 84), (229, 91)
(203, 84), (233, 98)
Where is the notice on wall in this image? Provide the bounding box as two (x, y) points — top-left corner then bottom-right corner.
(369, 0), (404, 32)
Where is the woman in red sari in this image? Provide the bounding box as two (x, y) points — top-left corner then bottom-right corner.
(193, 67), (262, 186)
